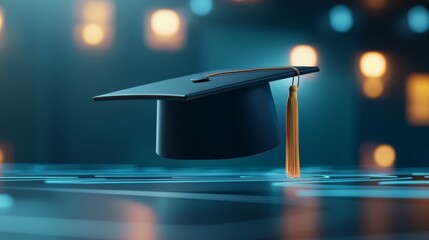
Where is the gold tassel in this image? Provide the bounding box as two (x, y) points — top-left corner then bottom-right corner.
(286, 85), (300, 178)
(203, 65), (303, 178)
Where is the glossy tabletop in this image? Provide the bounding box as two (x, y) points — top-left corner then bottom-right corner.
(0, 165), (429, 240)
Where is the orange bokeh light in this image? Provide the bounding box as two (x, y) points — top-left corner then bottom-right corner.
(407, 74), (429, 126)
(363, 0), (388, 11)
(362, 78), (384, 99)
(0, 148), (4, 164)
(373, 144), (396, 168)
(120, 201), (156, 240)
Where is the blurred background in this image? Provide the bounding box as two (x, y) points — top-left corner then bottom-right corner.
(0, 0), (428, 170)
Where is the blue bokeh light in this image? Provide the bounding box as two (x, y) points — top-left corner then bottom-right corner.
(407, 6), (429, 33)
(329, 5), (353, 33)
(190, 0), (213, 16)
(0, 194), (14, 208)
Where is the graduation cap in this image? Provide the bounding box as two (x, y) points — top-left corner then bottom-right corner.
(94, 66), (320, 177)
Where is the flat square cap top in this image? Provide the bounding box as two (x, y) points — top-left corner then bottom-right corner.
(93, 66), (319, 101)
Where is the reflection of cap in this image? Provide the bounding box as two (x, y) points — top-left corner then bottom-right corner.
(94, 66), (320, 160)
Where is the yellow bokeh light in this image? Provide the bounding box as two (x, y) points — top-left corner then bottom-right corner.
(290, 45), (318, 66)
(145, 10), (186, 50)
(82, 24), (105, 46)
(82, 1), (112, 23)
(75, 1), (112, 49)
(373, 144), (396, 168)
(360, 52), (387, 78)
(407, 74), (429, 126)
(362, 78), (383, 99)
(150, 9), (180, 37)
(0, 8), (4, 31)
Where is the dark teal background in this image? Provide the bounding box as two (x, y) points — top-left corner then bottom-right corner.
(0, 0), (428, 168)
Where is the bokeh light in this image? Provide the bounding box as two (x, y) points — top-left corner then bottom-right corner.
(190, 0), (213, 16)
(82, 24), (105, 46)
(81, 1), (112, 23)
(232, 0), (259, 4)
(329, 5), (353, 33)
(290, 45), (318, 66)
(359, 52), (387, 78)
(407, 74), (429, 126)
(0, 148), (4, 163)
(362, 78), (383, 99)
(0, 194), (14, 208)
(150, 10), (180, 37)
(373, 144), (396, 168)
(363, 0), (388, 11)
(121, 200), (156, 240)
(145, 9), (185, 50)
(0, 8), (4, 32)
(407, 6), (429, 34)
(76, 1), (113, 48)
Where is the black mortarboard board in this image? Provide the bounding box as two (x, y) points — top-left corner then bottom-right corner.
(94, 66), (320, 159)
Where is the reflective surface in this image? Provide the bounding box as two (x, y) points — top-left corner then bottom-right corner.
(1, 165), (429, 239)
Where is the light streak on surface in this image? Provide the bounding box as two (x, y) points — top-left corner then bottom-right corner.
(120, 200), (156, 240)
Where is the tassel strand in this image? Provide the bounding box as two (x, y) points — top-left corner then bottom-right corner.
(286, 85), (300, 178)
